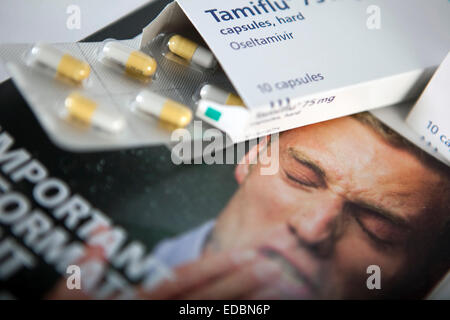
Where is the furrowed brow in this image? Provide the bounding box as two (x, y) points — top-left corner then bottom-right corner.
(288, 148), (412, 229)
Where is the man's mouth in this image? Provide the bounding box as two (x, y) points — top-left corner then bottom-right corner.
(259, 245), (319, 299)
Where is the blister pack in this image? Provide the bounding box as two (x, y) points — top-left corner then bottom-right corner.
(0, 34), (247, 152)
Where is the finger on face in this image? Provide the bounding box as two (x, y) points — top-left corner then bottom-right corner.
(180, 257), (282, 300)
(245, 287), (280, 300)
(139, 249), (259, 299)
(244, 268), (318, 300)
(45, 280), (91, 300)
(245, 282), (306, 300)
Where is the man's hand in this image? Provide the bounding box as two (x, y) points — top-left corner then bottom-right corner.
(139, 250), (282, 300)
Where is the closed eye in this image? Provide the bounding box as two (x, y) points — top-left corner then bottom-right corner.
(350, 204), (409, 248)
(284, 170), (321, 189)
(282, 149), (327, 189)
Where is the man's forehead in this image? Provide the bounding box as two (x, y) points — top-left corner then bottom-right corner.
(280, 117), (389, 173)
(281, 117), (425, 174)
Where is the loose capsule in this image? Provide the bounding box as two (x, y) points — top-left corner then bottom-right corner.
(64, 93), (125, 134)
(167, 34), (217, 69)
(135, 90), (192, 128)
(102, 42), (157, 78)
(200, 84), (245, 107)
(29, 43), (90, 83)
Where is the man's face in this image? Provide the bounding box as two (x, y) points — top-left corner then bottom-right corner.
(210, 116), (448, 299)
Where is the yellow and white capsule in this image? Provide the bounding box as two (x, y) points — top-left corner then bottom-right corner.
(64, 93), (125, 134)
(29, 43), (90, 83)
(135, 90), (193, 128)
(167, 34), (217, 69)
(102, 42), (157, 78)
(200, 84), (245, 107)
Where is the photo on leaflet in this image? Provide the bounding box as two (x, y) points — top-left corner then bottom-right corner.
(141, 112), (450, 300)
(1, 111), (449, 300)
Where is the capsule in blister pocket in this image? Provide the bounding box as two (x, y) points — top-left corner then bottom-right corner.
(63, 92), (125, 134)
(166, 34), (217, 70)
(101, 42), (157, 79)
(134, 90), (193, 128)
(28, 43), (91, 83)
(199, 84), (245, 107)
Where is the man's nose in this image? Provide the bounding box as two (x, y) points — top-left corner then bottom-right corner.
(287, 193), (344, 255)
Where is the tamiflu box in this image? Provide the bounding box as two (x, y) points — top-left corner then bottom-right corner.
(141, 0), (450, 142)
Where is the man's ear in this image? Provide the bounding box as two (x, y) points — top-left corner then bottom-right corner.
(235, 136), (271, 184)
